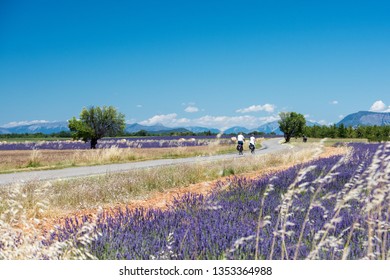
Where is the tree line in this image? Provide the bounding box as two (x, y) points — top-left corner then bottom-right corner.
(303, 124), (390, 142)
(278, 112), (389, 142)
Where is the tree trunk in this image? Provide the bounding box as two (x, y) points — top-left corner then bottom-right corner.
(90, 138), (98, 149)
(284, 134), (291, 143)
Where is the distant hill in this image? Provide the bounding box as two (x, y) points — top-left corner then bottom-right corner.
(256, 121), (281, 134)
(0, 128), (10, 134)
(306, 120), (320, 126)
(223, 126), (251, 134)
(126, 124), (221, 134)
(0, 121), (70, 134)
(125, 123), (169, 133)
(337, 111), (390, 127)
(150, 128), (191, 134)
(255, 120), (319, 135)
(184, 126), (220, 134)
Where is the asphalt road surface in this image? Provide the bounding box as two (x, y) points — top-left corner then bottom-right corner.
(0, 138), (291, 186)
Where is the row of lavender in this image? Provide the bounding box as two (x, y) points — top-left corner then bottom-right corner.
(46, 142), (390, 259)
(0, 136), (235, 150)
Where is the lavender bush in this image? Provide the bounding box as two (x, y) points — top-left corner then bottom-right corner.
(45, 142), (390, 260)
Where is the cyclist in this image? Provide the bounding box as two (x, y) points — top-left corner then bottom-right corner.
(249, 134), (256, 153)
(237, 133), (245, 155)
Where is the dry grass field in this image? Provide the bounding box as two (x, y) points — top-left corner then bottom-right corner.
(0, 143), (238, 173)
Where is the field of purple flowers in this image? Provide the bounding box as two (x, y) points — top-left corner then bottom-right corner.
(47, 142), (389, 260)
(0, 136), (234, 150)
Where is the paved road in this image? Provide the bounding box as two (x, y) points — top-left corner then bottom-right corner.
(0, 138), (290, 186)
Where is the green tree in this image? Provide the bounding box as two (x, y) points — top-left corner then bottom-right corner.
(346, 126), (355, 138)
(328, 124), (337, 138)
(337, 123), (347, 138)
(68, 106), (126, 149)
(134, 130), (148, 136)
(278, 112), (306, 143)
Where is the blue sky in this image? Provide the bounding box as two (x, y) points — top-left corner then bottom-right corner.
(1, 0), (390, 129)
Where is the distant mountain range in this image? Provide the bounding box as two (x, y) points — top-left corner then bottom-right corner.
(337, 111), (390, 128)
(0, 111), (389, 135)
(0, 121), (70, 135)
(0, 121), (286, 135)
(125, 123), (220, 134)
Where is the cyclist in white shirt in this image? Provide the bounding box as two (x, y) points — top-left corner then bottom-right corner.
(237, 133), (245, 155)
(249, 134), (255, 146)
(249, 134), (256, 153)
(237, 133), (245, 145)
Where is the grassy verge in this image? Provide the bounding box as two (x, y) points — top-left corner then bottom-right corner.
(0, 143), (242, 174)
(287, 137), (368, 147)
(0, 141), (343, 220)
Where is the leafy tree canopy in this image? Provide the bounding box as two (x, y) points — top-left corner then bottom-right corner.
(278, 112), (306, 143)
(68, 106), (125, 148)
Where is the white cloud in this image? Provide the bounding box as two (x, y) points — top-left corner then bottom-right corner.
(2, 120), (51, 128)
(369, 100), (390, 112)
(191, 115), (280, 131)
(308, 119), (332, 126)
(236, 104), (276, 113)
(139, 113), (191, 127)
(139, 113), (178, 126)
(330, 100), (338, 105)
(318, 120), (328, 125)
(126, 118), (137, 124)
(140, 113), (280, 130)
(136, 105), (143, 108)
(196, 115), (253, 130)
(339, 115), (344, 119)
(184, 106), (199, 113)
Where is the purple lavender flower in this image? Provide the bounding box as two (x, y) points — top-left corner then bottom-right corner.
(43, 143), (389, 260)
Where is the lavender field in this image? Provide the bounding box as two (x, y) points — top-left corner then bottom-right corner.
(46, 142), (390, 260)
(0, 136), (234, 150)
